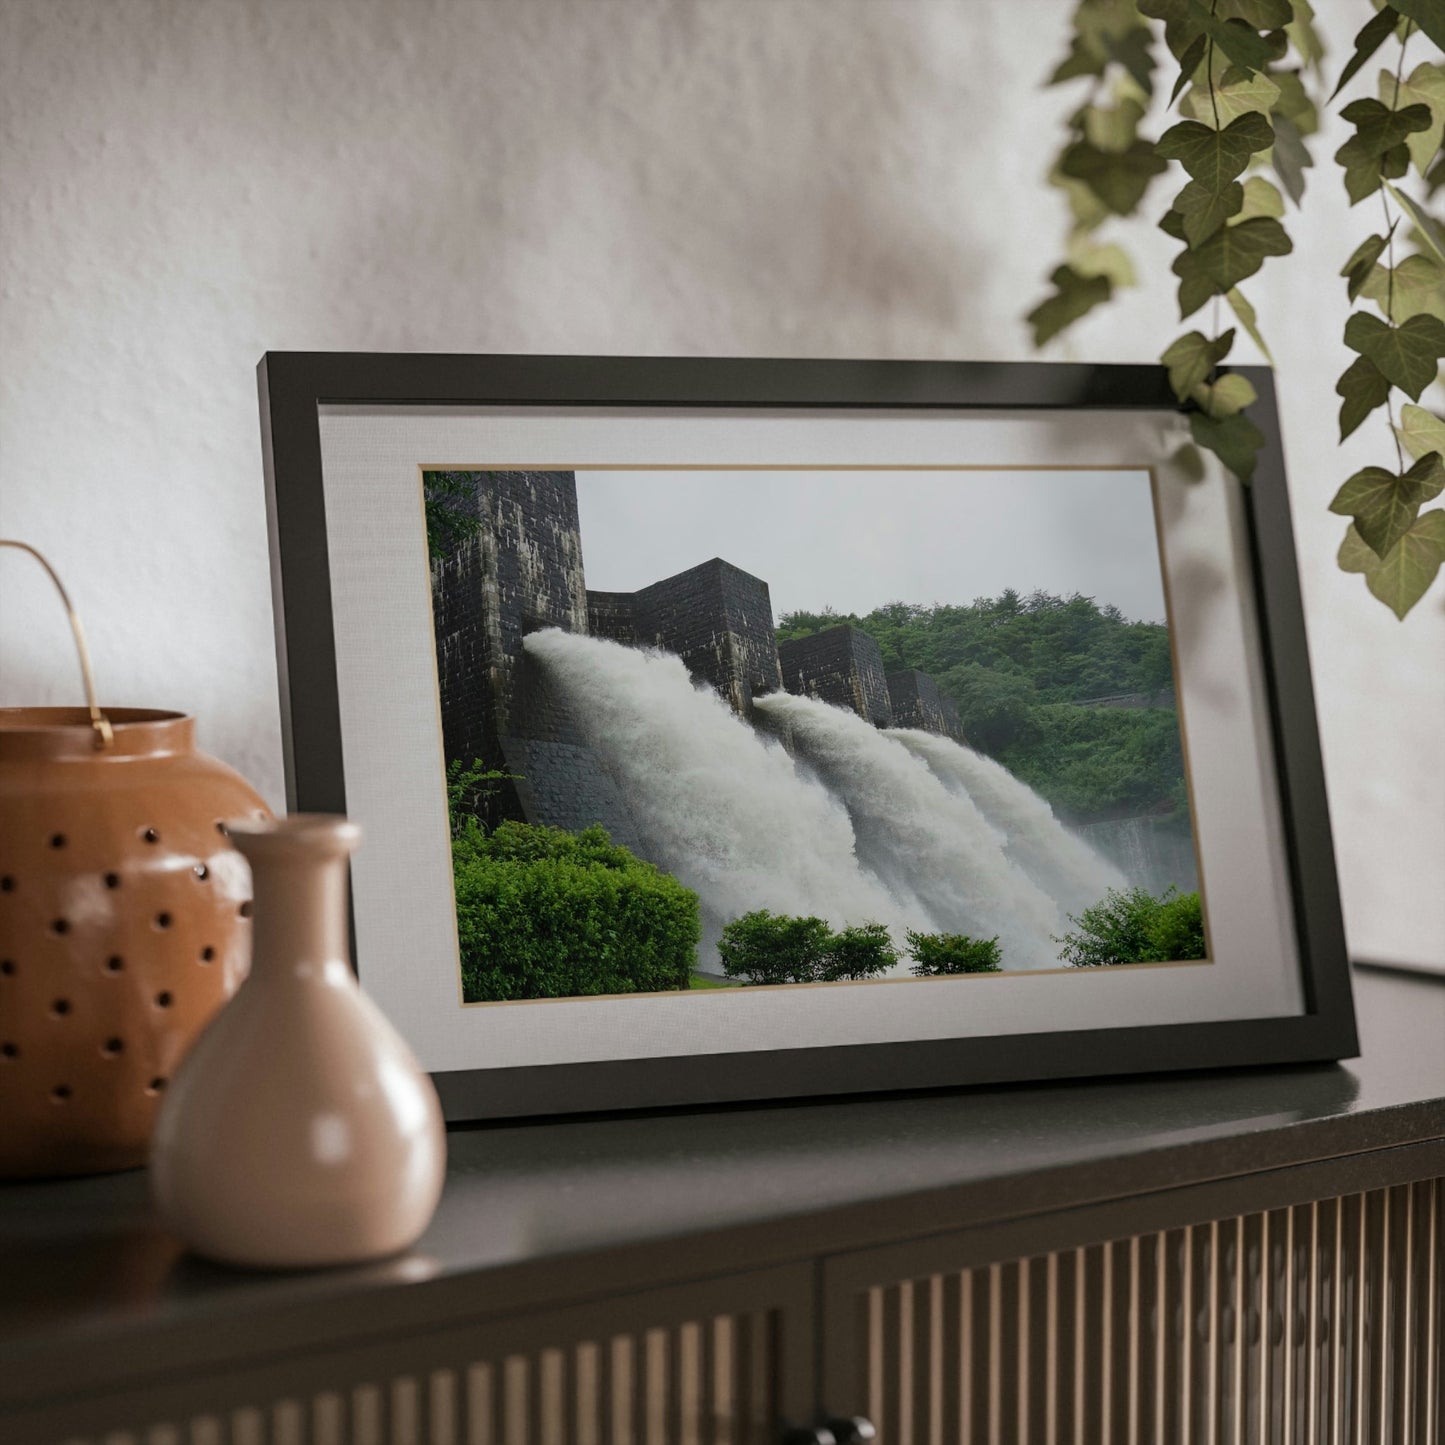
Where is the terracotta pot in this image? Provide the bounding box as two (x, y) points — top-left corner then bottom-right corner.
(0, 708), (271, 1178)
(150, 814), (447, 1269)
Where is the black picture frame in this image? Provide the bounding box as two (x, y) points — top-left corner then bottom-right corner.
(257, 352), (1356, 1121)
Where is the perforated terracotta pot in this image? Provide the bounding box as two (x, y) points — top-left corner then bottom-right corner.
(0, 707), (270, 1177)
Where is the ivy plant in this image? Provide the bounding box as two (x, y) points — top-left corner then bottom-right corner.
(1031, 0), (1445, 618)
(1327, 5), (1445, 617)
(1028, 0), (1165, 346)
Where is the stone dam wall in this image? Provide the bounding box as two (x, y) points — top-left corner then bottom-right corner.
(428, 469), (965, 839)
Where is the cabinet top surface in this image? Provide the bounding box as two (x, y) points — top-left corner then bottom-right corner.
(1, 965), (1442, 1384)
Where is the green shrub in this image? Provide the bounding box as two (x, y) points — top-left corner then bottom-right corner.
(717, 911), (898, 985)
(1056, 886), (1205, 967)
(1147, 887), (1207, 962)
(446, 757), (524, 839)
(819, 922), (901, 981)
(905, 930), (1003, 975)
(452, 821), (700, 1001)
(717, 911), (832, 985)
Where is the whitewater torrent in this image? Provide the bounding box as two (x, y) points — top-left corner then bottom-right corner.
(522, 631), (923, 966)
(888, 728), (1125, 917)
(753, 693), (1065, 968)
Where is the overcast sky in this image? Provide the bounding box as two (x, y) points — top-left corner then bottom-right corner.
(574, 469), (1168, 625)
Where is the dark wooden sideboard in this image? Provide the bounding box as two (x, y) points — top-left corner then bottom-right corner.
(1, 965), (1441, 1445)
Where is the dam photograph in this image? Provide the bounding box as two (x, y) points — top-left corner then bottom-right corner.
(423, 466), (1206, 1003)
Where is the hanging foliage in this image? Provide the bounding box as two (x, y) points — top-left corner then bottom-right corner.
(1031, 2), (1445, 617)
(1028, 0), (1165, 346)
(1144, 0), (1321, 484)
(1328, 9), (1445, 618)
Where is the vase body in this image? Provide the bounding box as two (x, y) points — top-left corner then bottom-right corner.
(150, 814), (446, 1269)
(0, 708), (270, 1178)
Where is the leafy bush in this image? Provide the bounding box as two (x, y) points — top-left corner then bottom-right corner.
(1056, 886), (1205, 968)
(445, 757), (521, 839)
(905, 930), (1003, 976)
(717, 911), (898, 985)
(1146, 887), (1207, 962)
(452, 821), (700, 1002)
(820, 923), (901, 981)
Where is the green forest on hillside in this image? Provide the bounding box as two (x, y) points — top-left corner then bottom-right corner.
(777, 590), (1186, 824)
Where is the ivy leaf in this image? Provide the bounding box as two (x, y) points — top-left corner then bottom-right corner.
(1286, 0), (1326, 73)
(1328, 452), (1445, 556)
(1051, 33), (1109, 85)
(1027, 265), (1114, 346)
(1270, 111), (1313, 205)
(1159, 208), (1188, 241)
(1386, 181), (1445, 265)
(1172, 216), (1293, 316)
(1060, 139), (1169, 215)
(1393, 0), (1445, 54)
(1336, 353), (1392, 439)
(1216, 0), (1294, 25)
(1139, 0), (1208, 62)
(1189, 408), (1266, 482)
(1084, 97), (1148, 151)
(1050, 163), (1113, 233)
(1100, 28), (1159, 97)
(1339, 510), (1445, 618)
(1171, 33), (1209, 104)
(1330, 5), (1402, 101)
(1395, 402), (1445, 460)
(1192, 371), (1260, 415)
(1182, 66), (1282, 126)
(1336, 99), (1432, 204)
(1185, 0), (1279, 74)
(1178, 178), (1246, 243)
(1428, 150), (1445, 195)
(1158, 112), (1274, 190)
(1162, 327), (1236, 400)
(1343, 310), (1445, 398)
(1227, 286), (1274, 361)
(1343, 142), (1412, 205)
(1271, 70), (1320, 136)
(1236, 175), (1285, 221)
(1341, 232), (1391, 301)
(1359, 252), (1445, 322)
(1337, 99), (1434, 165)
(1067, 236), (1138, 287)
(1381, 61), (1445, 174)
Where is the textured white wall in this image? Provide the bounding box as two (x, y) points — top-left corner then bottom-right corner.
(1, 0), (1440, 967)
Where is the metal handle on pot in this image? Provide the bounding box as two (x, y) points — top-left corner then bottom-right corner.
(0, 539), (113, 749)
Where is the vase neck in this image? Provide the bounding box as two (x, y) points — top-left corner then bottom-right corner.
(228, 815), (362, 977)
(247, 850), (352, 974)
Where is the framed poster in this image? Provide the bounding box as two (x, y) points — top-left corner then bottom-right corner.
(257, 354), (1355, 1121)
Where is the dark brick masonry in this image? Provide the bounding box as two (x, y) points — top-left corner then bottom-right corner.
(428, 469), (643, 847)
(777, 625), (894, 728)
(887, 669), (965, 741)
(588, 558), (784, 715)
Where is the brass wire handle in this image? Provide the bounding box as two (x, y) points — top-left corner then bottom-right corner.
(0, 539), (113, 749)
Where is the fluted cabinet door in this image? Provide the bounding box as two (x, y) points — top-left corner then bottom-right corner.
(7, 1262), (814, 1445)
(822, 1179), (1442, 1445)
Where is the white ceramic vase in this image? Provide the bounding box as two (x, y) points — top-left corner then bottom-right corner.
(150, 814), (446, 1269)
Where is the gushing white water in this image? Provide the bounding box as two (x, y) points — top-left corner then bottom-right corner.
(889, 729), (1125, 916)
(522, 631), (921, 960)
(754, 693), (1064, 967)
